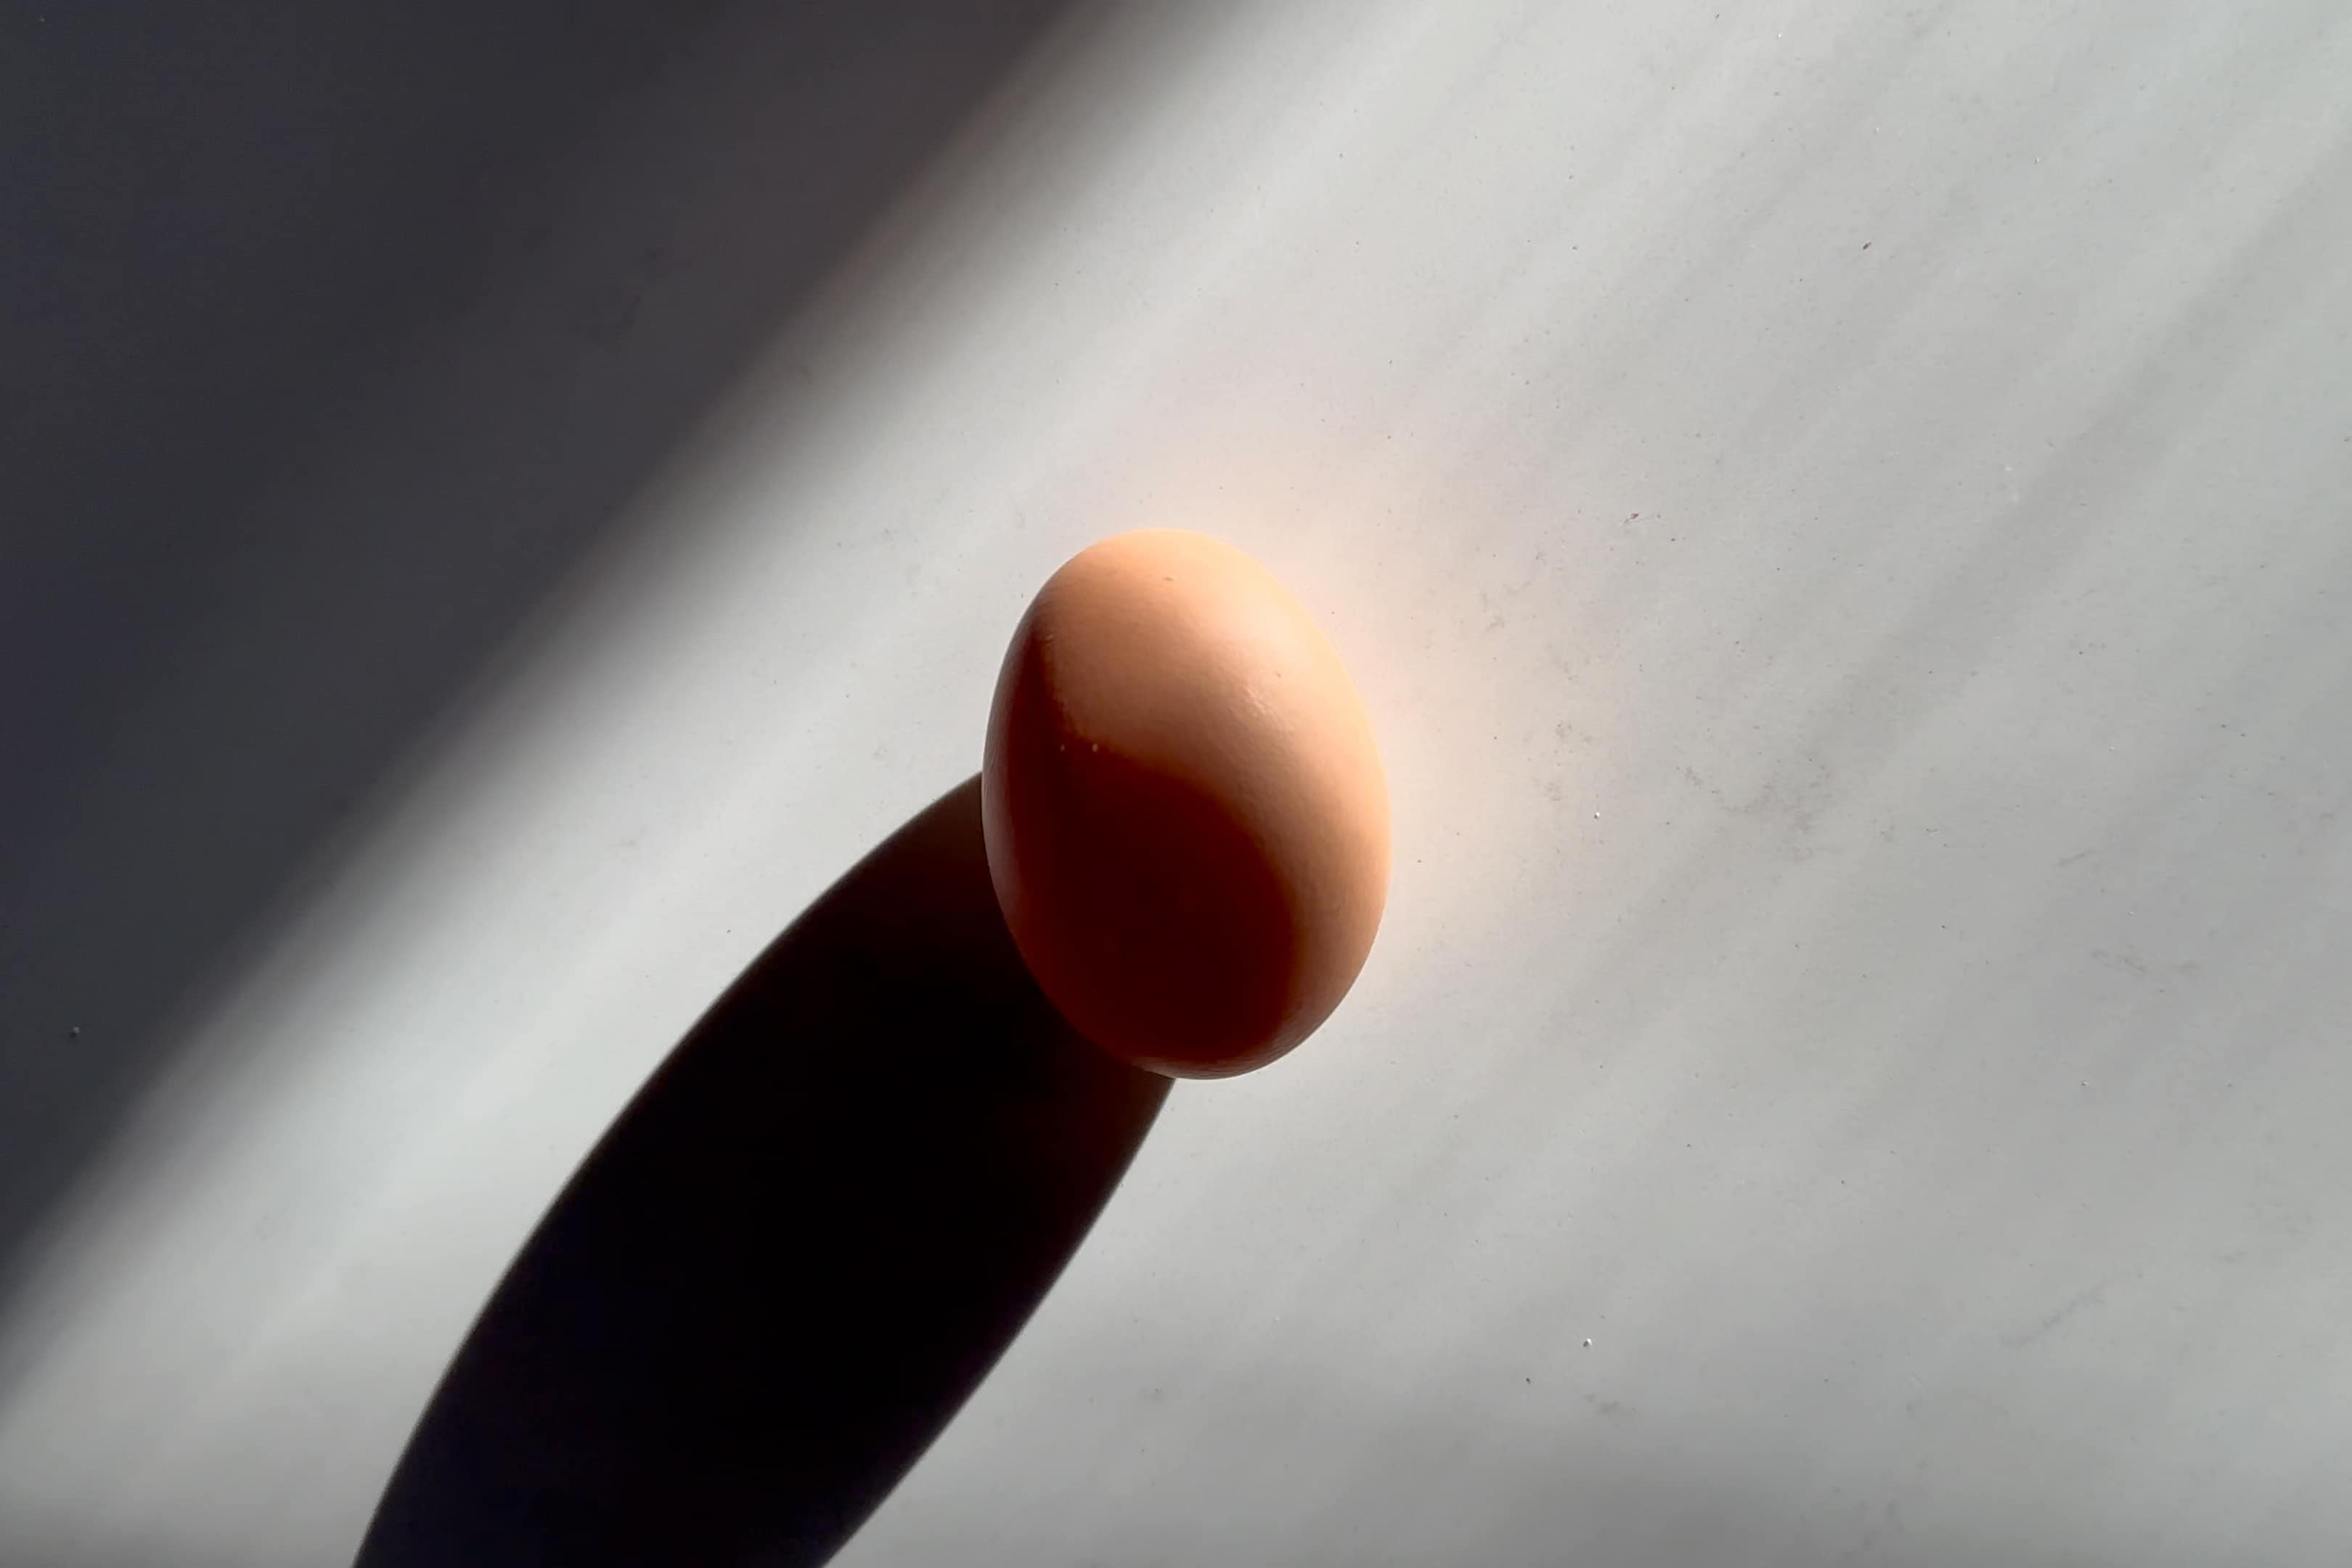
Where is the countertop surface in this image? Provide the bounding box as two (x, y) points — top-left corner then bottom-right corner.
(6, 2), (2351, 1563)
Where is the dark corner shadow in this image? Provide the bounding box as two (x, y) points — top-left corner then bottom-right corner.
(0, 0), (1073, 1318)
(356, 776), (1169, 1568)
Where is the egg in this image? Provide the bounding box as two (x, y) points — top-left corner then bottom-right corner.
(981, 529), (1389, 1077)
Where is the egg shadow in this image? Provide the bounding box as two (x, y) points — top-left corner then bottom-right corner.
(356, 775), (1169, 1568)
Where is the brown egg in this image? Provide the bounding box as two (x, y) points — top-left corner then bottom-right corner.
(981, 530), (1389, 1077)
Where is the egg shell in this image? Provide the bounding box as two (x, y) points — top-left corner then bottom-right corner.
(981, 529), (1389, 1077)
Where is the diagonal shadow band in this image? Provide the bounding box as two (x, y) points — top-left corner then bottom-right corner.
(356, 776), (1168, 1567)
(0, 0), (1075, 1328)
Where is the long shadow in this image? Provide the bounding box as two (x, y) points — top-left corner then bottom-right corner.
(356, 777), (1168, 1568)
(0, 0), (1071, 1316)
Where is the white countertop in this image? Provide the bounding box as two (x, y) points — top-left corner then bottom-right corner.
(7, 1), (2351, 1563)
